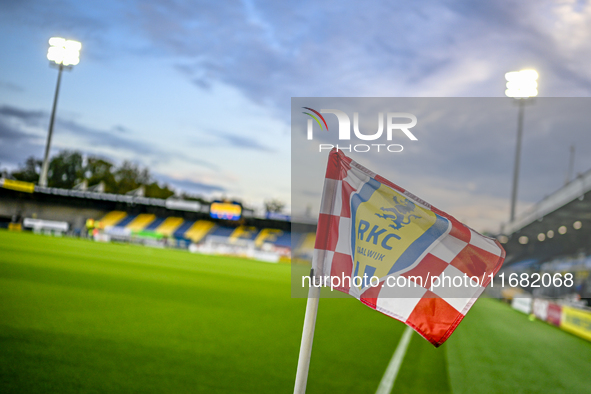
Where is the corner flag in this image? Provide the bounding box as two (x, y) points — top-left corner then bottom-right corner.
(312, 149), (505, 346)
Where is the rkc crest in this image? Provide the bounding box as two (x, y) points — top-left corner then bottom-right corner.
(350, 178), (449, 291)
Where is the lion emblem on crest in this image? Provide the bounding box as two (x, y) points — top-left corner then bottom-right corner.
(374, 195), (421, 230)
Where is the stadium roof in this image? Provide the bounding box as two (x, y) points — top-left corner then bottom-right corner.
(0, 179), (257, 218)
(500, 167), (591, 264)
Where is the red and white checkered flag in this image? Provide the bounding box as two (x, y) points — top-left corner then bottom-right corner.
(312, 149), (505, 346)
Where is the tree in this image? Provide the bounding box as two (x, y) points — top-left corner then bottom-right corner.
(264, 199), (285, 213)
(10, 150), (175, 199)
(11, 156), (42, 183)
(113, 160), (151, 194)
(85, 157), (117, 193)
(47, 150), (84, 189)
(12, 151), (85, 188)
(144, 182), (175, 199)
(180, 193), (209, 204)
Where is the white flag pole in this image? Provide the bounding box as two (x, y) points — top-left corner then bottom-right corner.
(293, 271), (322, 394)
(294, 149), (336, 393)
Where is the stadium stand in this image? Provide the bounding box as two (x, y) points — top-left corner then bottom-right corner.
(92, 208), (306, 261)
(500, 167), (591, 262)
(298, 233), (316, 252)
(206, 225), (235, 238)
(96, 210), (127, 227)
(144, 216), (165, 231)
(184, 220), (216, 242)
(125, 213), (156, 232)
(254, 228), (284, 248)
(0, 178), (320, 264)
(229, 226), (258, 242)
(497, 167), (591, 342)
(112, 214), (136, 228)
(154, 217), (184, 236)
(172, 220), (198, 239)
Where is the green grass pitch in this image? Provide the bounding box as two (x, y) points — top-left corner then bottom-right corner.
(1, 230), (590, 393)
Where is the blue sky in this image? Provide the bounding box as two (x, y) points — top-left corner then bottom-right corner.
(1, 0), (591, 230)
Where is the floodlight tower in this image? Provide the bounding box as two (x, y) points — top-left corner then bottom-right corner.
(505, 69), (538, 222)
(39, 37), (82, 188)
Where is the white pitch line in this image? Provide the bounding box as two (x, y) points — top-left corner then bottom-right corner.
(375, 326), (413, 394)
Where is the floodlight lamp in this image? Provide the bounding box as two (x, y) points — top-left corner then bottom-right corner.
(48, 37), (66, 47)
(505, 69), (539, 98)
(546, 230), (554, 238)
(47, 37), (81, 66)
